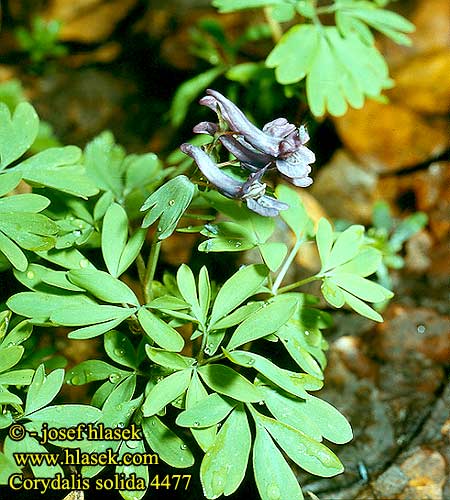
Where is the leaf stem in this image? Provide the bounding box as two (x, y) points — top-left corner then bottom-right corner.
(264, 7), (283, 43)
(143, 239), (161, 303)
(271, 238), (303, 294)
(277, 275), (320, 294)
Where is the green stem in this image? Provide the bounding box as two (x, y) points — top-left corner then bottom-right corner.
(143, 239), (161, 303)
(264, 7), (283, 42)
(277, 275), (320, 294)
(271, 238), (304, 295)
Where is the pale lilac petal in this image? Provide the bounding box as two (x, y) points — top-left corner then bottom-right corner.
(276, 146), (315, 178)
(263, 118), (296, 138)
(193, 121), (218, 135)
(180, 143), (241, 198)
(202, 89), (281, 156)
(289, 176), (314, 187)
(246, 195), (289, 217)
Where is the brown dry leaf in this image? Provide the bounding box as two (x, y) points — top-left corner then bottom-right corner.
(65, 42), (121, 67)
(333, 100), (449, 173)
(389, 49), (450, 115)
(310, 149), (378, 222)
(380, 0), (450, 67)
(44, 0), (138, 43)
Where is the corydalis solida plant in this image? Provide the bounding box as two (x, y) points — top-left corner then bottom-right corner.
(181, 89), (315, 216)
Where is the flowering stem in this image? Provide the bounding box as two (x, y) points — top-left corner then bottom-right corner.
(271, 238), (304, 294)
(144, 239), (161, 303)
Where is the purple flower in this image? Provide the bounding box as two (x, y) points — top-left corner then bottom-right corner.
(180, 143), (288, 217)
(198, 89), (315, 187)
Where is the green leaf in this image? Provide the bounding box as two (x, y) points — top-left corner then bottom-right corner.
(142, 416), (194, 468)
(84, 131), (125, 198)
(68, 316), (130, 340)
(0, 346), (24, 373)
(176, 393), (236, 428)
(322, 224), (365, 271)
(198, 364), (262, 402)
(372, 200), (393, 231)
(0, 369), (34, 385)
(209, 264), (268, 326)
(316, 218), (333, 268)
(201, 405), (251, 498)
(36, 247), (94, 270)
(145, 345), (195, 370)
(50, 302), (135, 326)
(0, 385), (22, 405)
(277, 323), (324, 379)
(337, 247), (381, 277)
(0, 451), (21, 482)
(147, 296), (189, 311)
(294, 395), (353, 444)
(261, 385), (322, 440)
(390, 212), (427, 250)
(104, 331), (137, 369)
(142, 369), (192, 416)
(117, 228), (146, 276)
(0, 231), (27, 271)
(102, 203), (128, 277)
(253, 424), (304, 500)
(12, 146), (98, 198)
(266, 24), (319, 85)
(258, 241), (288, 272)
(5, 434), (63, 478)
(341, 290), (383, 322)
(227, 295), (298, 350)
(0, 171), (22, 196)
(271, 3), (295, 22)
(186, 372), (217, 451)
(14, 263), (83, 292)
(330, 273), (393, 302)
(198, 266), (211, 319)
(225, 350), (312, 399)
(68, 268), (139, 305)
(25, 365), (64, 415)
(199, 236), (255, 253)
(0, 102), (39, 169)
(214, 0), (285, 13)
(0, 193), (49, 213)
(276, 185), (314, 239)
(256, 412), (344, 477)
(321, 278), (346, 308)
(177, 264), (201, 319)
(65, 360), (130, 385)
(211, 302), (263, 330)
(141, 176), (195, 239)
(26, 404), (102, 427)
(170, 67), (225, 127)
(138, 307), (185, 352)
(116, 439), (149, 500)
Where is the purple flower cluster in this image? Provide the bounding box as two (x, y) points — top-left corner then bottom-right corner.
(180, 89), (315, 217)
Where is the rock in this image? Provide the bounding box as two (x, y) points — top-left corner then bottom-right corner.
(310, 149), (378, 222)
(399, 448), (446, 500)
(389, 49), (450, 115)
(374, 305), (450, 365)
(44, 0), (138, 43)
(373, 465), (409, 498)
(404, 230), (433, 273)
(333, 100), (449, 172)
(376, 162), (450, 241)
